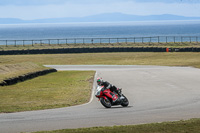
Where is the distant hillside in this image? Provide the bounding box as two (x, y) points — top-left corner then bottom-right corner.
(0, 18), (25, 24)
(1, 13), (200, 24)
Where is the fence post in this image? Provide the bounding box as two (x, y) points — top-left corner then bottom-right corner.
(166, 36), (168, 43)
(15, 40), (16, 47)
(6, 40), (7, 47)
(149, 37), (151, 44)
(109, 38), (110, 44)
(126, 38), (127, 44)
(142, 37), (144, 43)
(23, 40), (25, 46)
(48, 39), (50, 46)
(190, 37), (192, 43)
(174, 37), (175, 43)
(158, 36), (160, 43)
(196, 37), (198, 43)
(134, 38), (135, 44)
(83, 38), (84, 44)
(32, 40), (33, 46)
(66, 39), (68, 44)
(181, 36), (183, 43)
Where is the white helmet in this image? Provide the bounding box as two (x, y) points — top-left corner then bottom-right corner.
(97, 77), (103, 85)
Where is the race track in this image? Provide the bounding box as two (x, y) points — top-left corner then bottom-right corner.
(0, 65), (200, 133)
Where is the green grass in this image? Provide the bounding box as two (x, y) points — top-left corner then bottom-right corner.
(0, 71), (95, 113)
(34, 118), (200, 133)
(0, 53), (200, 68)
(0, 62), (48, 82)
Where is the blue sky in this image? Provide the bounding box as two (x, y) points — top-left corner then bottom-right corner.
(0, 0), (200, 20)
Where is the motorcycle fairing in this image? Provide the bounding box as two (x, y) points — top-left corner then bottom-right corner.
(103, 89), (119, 102)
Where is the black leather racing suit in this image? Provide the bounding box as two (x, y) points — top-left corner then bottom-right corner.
(99, 81), (121, 96)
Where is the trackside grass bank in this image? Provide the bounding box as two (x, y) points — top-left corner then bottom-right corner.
(0, 71), (95, 113)
(0, 53), (200, 68)
(34, 118), (200, 133)
(0, 62), (48, 83)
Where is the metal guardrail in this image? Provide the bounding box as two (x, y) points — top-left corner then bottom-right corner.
(0, 36), (199, 46)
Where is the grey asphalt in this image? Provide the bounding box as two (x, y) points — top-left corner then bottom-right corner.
(0, 65), (200, 133)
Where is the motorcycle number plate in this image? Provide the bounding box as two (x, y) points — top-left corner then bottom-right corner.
(113, 96), (118, 101)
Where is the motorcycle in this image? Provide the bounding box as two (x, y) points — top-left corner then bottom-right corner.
(95, 85), (129, 108)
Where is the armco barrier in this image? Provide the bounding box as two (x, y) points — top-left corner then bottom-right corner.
(0, 69), (57, 86)
(0, 47), (199, 55)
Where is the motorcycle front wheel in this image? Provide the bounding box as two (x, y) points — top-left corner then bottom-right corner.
(100, 97), (111, 108)
(121, 94), (129, 107)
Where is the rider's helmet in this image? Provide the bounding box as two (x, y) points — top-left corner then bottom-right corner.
(97, 77), (103, 85)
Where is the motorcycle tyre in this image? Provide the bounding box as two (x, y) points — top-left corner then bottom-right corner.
(100, 97), (111, 108)
(121, 94), (129, 107)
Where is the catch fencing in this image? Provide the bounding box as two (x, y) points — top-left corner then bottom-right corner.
(0, 36), (200, 46)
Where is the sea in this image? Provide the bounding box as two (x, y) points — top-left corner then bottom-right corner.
(0, 20), (200, 45)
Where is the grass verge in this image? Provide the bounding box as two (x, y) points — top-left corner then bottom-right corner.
(0, 71), (95, 113)
(0, 52), (200, 68)
(0, 62), (48, 83)
(34, 118), (200, 133)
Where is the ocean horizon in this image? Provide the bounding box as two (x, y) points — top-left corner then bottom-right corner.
(0, 20), (200, 45)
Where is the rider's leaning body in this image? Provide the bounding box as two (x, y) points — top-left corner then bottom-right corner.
(97, 77), (124, 99)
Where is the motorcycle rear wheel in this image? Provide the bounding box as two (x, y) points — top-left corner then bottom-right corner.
(121, 94), (129, 107)
(100, 97), (111, 108)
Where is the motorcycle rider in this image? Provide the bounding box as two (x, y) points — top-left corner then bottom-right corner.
(96, 77), (124, 100)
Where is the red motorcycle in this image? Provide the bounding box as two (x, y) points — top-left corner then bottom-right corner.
(95, 86), (129, 108)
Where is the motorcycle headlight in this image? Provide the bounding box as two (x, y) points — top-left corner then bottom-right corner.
(95, 90), (101, 96)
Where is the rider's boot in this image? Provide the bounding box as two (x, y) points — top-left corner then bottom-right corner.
(117, 88), (125, 100)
